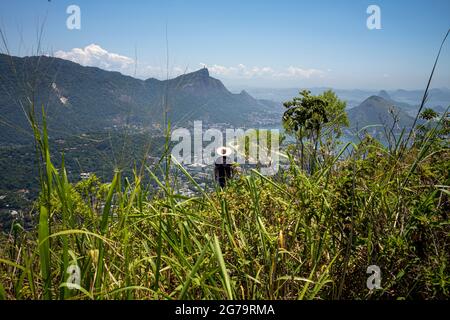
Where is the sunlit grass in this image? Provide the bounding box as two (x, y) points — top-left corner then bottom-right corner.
(0, 108), (448, 299)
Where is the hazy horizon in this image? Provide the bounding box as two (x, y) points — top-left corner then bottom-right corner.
(4, 51), (450, 93)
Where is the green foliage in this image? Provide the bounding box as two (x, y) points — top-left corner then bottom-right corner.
(0, 119), (448, 299)
(420, 108), (438, 121)
(282, 90), (329, 137)
(318, 89), (349, 138)
(0, 49), (448, 300)
(282, 90), (349, 173)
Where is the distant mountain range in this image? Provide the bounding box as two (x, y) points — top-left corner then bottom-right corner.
(347, 95), (415, 131)
(234, 86), (446, 134)
(238, 86), (450, 111)
(1, 53), (447, 146)
(0, 54), (276, 144)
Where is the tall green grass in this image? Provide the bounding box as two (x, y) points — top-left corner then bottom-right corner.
(0, 29), (449, 300)
(0, 105), (448, 299)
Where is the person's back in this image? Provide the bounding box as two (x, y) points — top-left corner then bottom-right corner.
(214, 147), (233, 188)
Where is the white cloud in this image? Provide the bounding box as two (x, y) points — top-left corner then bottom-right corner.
(55, 44), (135, 73)
(274, 66), (325, 79)
(54, 44), (326, 82)
(54, 44), (188, 79)
(200, 63), (325, 80)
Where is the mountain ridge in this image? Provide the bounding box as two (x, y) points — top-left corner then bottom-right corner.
(0, 54), (277, 144)
(347, 95), (416, 131)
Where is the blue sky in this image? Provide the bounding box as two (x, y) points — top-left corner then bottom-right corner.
(0, 0), (449, 89)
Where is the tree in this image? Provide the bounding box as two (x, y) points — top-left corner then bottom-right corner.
(420, 108), (438, 121)
(319, 90), (349, 137)
(416, 108), (449, 145)
(282, 90), (349, 173)
(282, 90), (328, 173)
(318, 90), (349, 162)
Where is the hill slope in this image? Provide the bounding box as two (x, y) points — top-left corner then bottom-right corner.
(348, 95), (416, 130)
(0, 54), (276, 144)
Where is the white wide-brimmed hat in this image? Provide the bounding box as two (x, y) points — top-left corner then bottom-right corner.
(216, 146), (232, 157)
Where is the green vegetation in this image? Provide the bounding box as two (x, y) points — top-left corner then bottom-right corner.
(0, 131), (165, 195)
(0, 29), (449, 301)
(0, 131), (166, 232)
(0, 88), (448, 299)
(282, 89), (349, 174)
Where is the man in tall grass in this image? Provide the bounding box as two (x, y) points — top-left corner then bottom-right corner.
(214, 147), (234, 188)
